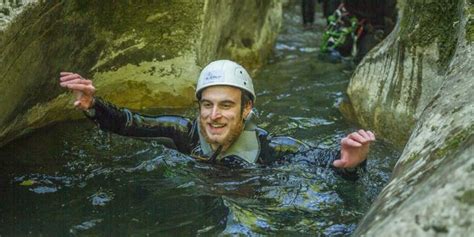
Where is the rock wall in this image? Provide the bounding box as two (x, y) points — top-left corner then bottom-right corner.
(352, 0), (473, 236)
(198, 0), (282, 73)
(0, 0), (282, 147)
(342, 0), (460, 146)
(0, 0), (36, 31)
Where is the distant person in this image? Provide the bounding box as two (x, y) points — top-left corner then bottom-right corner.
(301, 0), (316, 28)
(344, 0), (397, 62)
(320, 0), (341, 19)
(320, 2), (357, 60)
(320, 0), (397, 62)
(59, 60), (375, 178)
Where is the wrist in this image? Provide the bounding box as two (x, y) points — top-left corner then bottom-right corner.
(84, 97), (96, 117)
(85, 97), (95, 110)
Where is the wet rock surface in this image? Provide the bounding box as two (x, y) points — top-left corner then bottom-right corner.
(0, 0), (282, 147)
(0, 1), (36, 30)
(350, 0), (474, 236)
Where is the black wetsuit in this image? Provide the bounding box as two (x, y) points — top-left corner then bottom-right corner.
(302, 0), (316, 25)
(85, 98), (364, 179)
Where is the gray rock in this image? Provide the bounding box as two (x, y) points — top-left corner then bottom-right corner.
(351, 0), (474, 236)
(342, 0), (462, 147)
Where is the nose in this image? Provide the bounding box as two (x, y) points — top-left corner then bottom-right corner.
(210, 106), (222, 120)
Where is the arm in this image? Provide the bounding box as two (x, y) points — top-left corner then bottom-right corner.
(289, 147), (367, 181)
(59, 72), (197, 153)
(258, 129), (372, 180)
(255, 127), (310, 164)
(87, 98), (196, 152)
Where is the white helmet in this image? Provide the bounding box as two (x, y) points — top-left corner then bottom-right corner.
(196, 60), (255, 102)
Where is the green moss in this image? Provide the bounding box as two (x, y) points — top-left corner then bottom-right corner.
(455, 189), (474, 205)
(401, 124), (472, 166)
(405, 152), (420, 163)
(466, 2), (474, 42)
(0, 1), (105, 124)
(339, 98), (357, 123)
(399, 1), (459, 69)
(434, 124), (473, 159)
(65, 1), (204, 72)
(373, 107), (414, 148)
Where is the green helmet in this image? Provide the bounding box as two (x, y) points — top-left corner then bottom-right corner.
(196, 60), (255, 102)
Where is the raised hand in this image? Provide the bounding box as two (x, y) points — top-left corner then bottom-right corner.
(59, 72), (96, 110)
(333, 129), (376, 169)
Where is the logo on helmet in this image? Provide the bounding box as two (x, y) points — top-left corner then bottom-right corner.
(203, 70), (224, 84)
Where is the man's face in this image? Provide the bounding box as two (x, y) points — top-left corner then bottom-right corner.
(199, 86), (251, 151)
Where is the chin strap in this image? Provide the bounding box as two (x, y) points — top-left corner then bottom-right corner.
(207, 145), (223, 163)
(193, 145), (223, 164)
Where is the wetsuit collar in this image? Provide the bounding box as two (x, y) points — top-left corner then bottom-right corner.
(197, 116), (260, 164)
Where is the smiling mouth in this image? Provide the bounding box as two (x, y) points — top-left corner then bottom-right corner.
(209, 123), (226, 128)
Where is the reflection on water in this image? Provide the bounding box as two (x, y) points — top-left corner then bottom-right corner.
(0, 3), (400, 236)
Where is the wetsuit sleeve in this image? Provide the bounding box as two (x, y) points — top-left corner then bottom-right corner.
(84, 97), (197, 153)
(258, 132), (366, 180)
(256, 128), (310, 164)
(288, 147), (367, 181)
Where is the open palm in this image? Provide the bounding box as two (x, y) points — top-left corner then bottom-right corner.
(59, 72), (96, 110)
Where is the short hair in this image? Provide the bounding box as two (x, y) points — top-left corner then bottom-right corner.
(240, 90), (253, 114)
(197, 88), (253, 115)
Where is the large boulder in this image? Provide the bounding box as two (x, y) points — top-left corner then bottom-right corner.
(342, 0), (462, 146)
(351, 0), (473, 236)
(0, 0), (282, 147)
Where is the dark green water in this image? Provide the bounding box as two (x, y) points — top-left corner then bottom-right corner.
(0, 4), (400, 236)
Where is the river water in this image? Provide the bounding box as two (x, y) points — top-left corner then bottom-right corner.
(0, 3), (400, 236)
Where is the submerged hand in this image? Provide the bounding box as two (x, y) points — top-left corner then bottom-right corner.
(59, 72), (96, 110)
(333, 129), (375, 169)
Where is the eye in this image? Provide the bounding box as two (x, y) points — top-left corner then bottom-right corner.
(220, 102), (233, 109)
(201, 101), (212, 109)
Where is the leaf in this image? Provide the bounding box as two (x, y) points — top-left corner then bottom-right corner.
(19, 180), (37, 186)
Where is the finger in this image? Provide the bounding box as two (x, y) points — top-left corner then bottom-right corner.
(349, 132), (367, 144)
(60, 79), (92, 87)
(342, 137), (362, 147)
(65, 84), (95, 94)
(333, 159), (347, 168)
(367, 131), (376, 141)
(60, 79), (81, 87)
(60, 75), (80, 82)
(358, 129), (370, 140)
(60, 72), (73, 76)
(60, 73), (83, 82)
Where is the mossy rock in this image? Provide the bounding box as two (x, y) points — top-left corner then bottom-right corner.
(0, 0), (282, 147)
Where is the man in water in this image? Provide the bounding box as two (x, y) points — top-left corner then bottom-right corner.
(59, 60), (374, 175)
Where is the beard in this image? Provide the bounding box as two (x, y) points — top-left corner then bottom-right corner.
(199, 116), (245, 152)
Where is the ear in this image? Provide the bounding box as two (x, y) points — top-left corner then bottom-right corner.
(242, 101), (253, 120)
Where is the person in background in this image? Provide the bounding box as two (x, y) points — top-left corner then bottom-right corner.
(301, 0), (316, 29)
(320, 0), (341, 19)
(320, 0), (397, 62)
